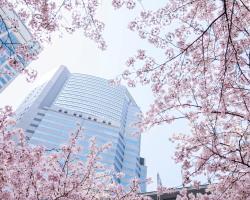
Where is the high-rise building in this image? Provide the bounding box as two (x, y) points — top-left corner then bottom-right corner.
(16, 66), (147, 192)
(0, 7), (40, 92)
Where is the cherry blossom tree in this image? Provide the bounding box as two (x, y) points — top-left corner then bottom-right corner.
(0, 0), (106, 80)
(0, 106), (150, 199)
(0, 1), (152, 199)
(1, 0), (250, 198)
(113, 0), (250, 199)
(2, 0), (106, 47)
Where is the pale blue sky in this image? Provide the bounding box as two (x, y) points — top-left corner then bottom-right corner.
(0, 0), (189, 191)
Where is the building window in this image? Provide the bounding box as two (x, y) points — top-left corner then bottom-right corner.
(26, 129), (34, 134)
(0, 77), (6, 85)
(30, 123), (38, 127)
(34, 118), (42, 122)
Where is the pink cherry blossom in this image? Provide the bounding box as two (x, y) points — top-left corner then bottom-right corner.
(113, 0), (250, 199)
(0, 106), (151, 199)
(1, 0), (107, 81)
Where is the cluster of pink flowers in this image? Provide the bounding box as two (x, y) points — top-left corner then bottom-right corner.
(1, 0), (250, 198)
(15, 0), (106, 49)
(0, 0), (110, 80)
(114, 0), (250, 199)
(0, 106), (151, 199)
(112, 0), (136, 10)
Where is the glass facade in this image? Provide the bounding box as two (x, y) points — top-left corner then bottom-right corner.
(16, 66), (147, 192)
(53, 74), (126, 121)
(0, 7), (40, 92)
(0, 18), (18, 91)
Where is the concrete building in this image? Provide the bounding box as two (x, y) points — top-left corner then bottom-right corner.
(16, 66), (147, 192)
(143, 185), (207, 200)
(0, 7), (40, 92)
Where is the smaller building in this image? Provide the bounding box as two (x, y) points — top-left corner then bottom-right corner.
(0, 7), (40, 92)
(143, 185), (207, 200)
